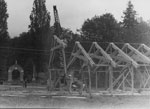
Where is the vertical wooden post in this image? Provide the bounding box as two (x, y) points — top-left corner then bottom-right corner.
(88, 65), (92, 98)
(48, 49), (53, 91)
(96, 71), (98, 90)
(32, 64), (36, 81)
(123, 70), (125, 91)
(109, 66), (113, 93)
(130, 66), (134, 94)
(49, 69), (52, 90)
(62, 48), (67, 74)
(105, 71), (108, 90)
(49, 50), (54, 69)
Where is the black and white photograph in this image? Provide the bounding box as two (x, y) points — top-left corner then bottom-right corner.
(0, 0), (150, 108)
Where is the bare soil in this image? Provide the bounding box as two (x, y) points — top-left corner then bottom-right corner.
(0, 85), (150, 109)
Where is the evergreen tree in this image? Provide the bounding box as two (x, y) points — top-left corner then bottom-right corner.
(122, 1), (138, 29)
(122, 1), (139, 42)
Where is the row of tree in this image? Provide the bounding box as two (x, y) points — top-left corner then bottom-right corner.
(0, 0), (150, 81)
(80, 1), (150, 44)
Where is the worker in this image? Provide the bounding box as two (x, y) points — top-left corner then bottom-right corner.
(23, 75), (27, 88)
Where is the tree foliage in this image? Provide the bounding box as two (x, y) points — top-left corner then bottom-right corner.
(81, 13), (121, 42)
(0, 0), (9, 79)
(122, 1), (138, 29)
(1, 0), (150, 81)
(27, 0), (51, 75)
(136, 20), (150, 44)
(0, 0), (9, 41)
(121, 1), (139, 43)
(29, 0), (50, 32)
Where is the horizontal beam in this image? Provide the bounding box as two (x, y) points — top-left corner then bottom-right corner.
(89, 54), (106, 60)
(94, 64), (110, 67)
(49, 69), (64, 71)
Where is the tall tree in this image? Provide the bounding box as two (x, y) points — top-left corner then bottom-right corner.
(0, 0), (9, 80)
(121, 1), (138, 42)
(29, 0), (51, 75)
(122, 1), (138, 29)
(0, 0), (9, 42)
(29, 0), (50, 32)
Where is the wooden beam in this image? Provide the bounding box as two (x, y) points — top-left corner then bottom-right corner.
(89, 54), (106, 60)
(88, 65), (92, 98)
(94, 64), (110, 67)
(74, 55), (87, 61)
(139, 44), (150, 56)
(141, 44), (150, 51)
(53, 35), (67, 47)
(130, 66), (134, 94)
(94, 42), (117, 67)
(62, 48), (67, 74)
(126, 43), (150, 64)
(51, 45), (62, 51)
(67, 50), (80, 69)
(110, 55), (129, 63)
(49, 69), (52, 91)
(110, 43), (139, 68)
(76, 41), (95, 66)
(105, 71), (108, 89)
(67, 57), (76, 69)
(109, 66), (113, 93)
(96, 71), (98, 90)
(88, 43), (95, 53)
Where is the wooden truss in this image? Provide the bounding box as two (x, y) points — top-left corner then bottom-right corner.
(122, 43), (150, 64)
(49, 36), (150, 95)
(68, 42), (150, 93)
(67, 41), (95, 69)
(49, 35), (67, 72)
(137, 44), (150, 89)
(49, 35), (68, 91)
(88, 42), (116, 68)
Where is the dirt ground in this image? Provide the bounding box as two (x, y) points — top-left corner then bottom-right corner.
(0, 85), (150, 109)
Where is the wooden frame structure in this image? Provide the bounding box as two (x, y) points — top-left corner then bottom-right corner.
(49, 35), (67, 90)
(49, 35), (150, 95)
(137, 44), (150, 89)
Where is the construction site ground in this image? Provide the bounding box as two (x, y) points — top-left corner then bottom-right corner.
(0, 85), (150, 109)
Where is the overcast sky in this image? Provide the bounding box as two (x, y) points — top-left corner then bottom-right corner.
(5, 0), (150, 37)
